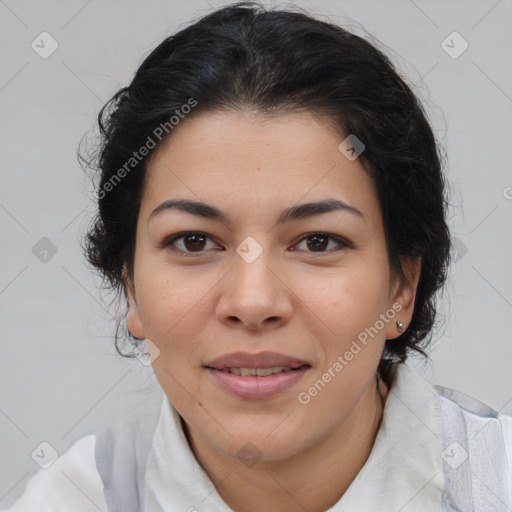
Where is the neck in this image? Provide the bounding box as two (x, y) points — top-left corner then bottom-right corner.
(183, 375), (389, 512)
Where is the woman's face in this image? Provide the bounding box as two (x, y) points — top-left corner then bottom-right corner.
(125, 109), (418, 463)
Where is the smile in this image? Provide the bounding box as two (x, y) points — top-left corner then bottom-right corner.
(206, 364), (310, 399)
(215, 366), (307, 376)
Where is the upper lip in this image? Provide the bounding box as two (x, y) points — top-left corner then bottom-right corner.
(204, 351), (310, 370)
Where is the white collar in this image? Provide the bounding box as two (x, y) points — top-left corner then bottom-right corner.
(144, 363), (444, 511)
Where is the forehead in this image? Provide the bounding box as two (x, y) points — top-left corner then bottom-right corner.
(141, 109), (379, 224)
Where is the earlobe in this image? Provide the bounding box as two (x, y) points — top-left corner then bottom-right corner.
(122, 264), (145, 340)
(386, 256), (422, 340)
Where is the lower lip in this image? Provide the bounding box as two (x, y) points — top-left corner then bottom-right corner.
(206, 366), (309, 400)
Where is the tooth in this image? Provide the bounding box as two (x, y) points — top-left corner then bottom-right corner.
(221, 367), (298, 376)
(239, 368), (256, 376)
(255, 368), (275, 376)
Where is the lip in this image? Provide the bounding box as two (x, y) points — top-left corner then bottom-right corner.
(203, 351), (311, 400)
(204, 351), (309, 370)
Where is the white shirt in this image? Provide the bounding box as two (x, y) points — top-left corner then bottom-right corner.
(3, 363), (512, 511)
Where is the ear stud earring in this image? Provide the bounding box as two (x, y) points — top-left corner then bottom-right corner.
(396, 321), (405, 332)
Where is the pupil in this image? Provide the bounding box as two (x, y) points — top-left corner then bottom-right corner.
(307, 235), (328, 251)
(185, 234), (206, 251)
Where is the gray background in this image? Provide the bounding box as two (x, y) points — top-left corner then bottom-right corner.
(1, 0), (511, 507)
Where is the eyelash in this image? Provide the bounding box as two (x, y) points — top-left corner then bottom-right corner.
(160, 231), (352, 257)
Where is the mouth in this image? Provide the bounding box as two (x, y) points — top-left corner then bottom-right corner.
(206, 364), (310, 376)
(203, 351), (311, 399)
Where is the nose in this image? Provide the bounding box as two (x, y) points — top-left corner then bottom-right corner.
(215, 250), (293, 332)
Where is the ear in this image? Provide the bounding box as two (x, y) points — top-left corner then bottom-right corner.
(385, 256), (421, 340)
(122, 263), (145, 340)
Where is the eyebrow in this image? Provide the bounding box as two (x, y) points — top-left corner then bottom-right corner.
(147, 198), (365, 226)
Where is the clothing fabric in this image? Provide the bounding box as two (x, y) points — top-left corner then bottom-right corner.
(3, 363), (512, 511)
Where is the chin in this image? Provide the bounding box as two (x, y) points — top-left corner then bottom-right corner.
(220, 437), (303, 465)
(221, 425), (308, 460)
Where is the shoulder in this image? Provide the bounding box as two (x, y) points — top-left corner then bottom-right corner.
(499, 414), (512, 481)
(433, 381), (512, 485)
(1, 434), (107, 512)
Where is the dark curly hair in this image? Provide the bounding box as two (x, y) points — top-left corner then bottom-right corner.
(79, 1), (451, 390)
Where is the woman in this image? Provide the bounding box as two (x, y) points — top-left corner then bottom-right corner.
(4, 2), (511, 511)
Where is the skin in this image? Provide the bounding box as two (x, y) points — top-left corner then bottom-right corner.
(123, 109), (421, 512)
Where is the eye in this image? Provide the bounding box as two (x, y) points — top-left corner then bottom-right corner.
(161, 230), (350, 257)
(161, 231), (220, 256)
(292, 232), (350, 254)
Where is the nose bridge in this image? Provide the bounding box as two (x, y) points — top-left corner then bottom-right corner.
(216, 238), (292, 328)
(231, 238), (279, 301)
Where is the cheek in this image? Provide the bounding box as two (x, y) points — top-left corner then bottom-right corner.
(297, 275), (389, 416)
(134, 265), (208, 348)
(302, 273), (391, 382)
(308, 268), (390, 329)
